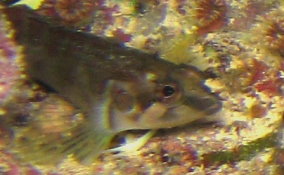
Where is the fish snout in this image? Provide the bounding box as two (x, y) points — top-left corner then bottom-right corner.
(184, 95), (222, 115)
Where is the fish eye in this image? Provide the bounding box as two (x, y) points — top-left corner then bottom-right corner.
(163, 85), (175, 97)
(156, 83), (180, 105)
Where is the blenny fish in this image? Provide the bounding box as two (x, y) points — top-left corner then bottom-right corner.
(2, 4), (222, 164)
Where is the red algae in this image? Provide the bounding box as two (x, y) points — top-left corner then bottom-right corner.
(248, 59), (269, 85)
(230, 1), (274, 30)
(160, 140), (198, 167)
(0, 63), (19, 101)
(111, 28), (132, 42)
(255, 79), (281, 95)
(0, 9), (24, 103)
(0, 151), (21, 175)
(243, 59), (282, 95)
(25, 167), (42, 175)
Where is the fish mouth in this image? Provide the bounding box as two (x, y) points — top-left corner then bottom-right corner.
(183, 95), (222, 115)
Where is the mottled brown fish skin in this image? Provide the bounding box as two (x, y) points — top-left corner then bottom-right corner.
(3, 5), (222, 129)
(2, 5), (222, 164)
(3, 5), (174, 111)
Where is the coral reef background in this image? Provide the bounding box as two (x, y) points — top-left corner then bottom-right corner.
(1, 0), (284, 174)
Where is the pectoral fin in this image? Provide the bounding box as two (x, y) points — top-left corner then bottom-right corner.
(105, 130), (156, 154)
(13, 124), (114, 165)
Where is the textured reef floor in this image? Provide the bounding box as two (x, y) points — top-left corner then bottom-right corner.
(1, 0), (284, 174)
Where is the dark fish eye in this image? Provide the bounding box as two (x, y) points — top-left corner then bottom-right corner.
(157, 83), (180, 105)
(163, 85), (175, 97)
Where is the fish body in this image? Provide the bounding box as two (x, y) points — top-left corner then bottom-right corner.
(3, 5), (221, 164)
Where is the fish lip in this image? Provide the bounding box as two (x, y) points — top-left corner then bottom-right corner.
(183, 95), (222, 115)
(203, 98), (222, 115)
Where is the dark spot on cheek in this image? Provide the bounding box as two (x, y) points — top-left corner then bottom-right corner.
(114, 92), (134, 112)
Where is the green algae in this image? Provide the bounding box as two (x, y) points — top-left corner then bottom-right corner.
(203, 133), (278, 166)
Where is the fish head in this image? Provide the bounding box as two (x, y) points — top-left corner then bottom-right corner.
(104, 64), (222, 132)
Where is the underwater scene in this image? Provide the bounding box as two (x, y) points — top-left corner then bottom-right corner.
(0, 0), (284, 174)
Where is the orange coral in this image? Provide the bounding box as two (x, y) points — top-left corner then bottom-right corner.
(55, 0), (95, 24)
(251, 9), (284, 56)
(263, 18), (284, 52)
(193, 0), (227, 35)
(39, 0), (96, 25)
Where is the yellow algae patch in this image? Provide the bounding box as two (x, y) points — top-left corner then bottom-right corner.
(14, 0), (44, 9)
(159, 33), (197, 64)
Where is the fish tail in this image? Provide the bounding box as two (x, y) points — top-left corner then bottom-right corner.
(13, 124), (114, 165)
